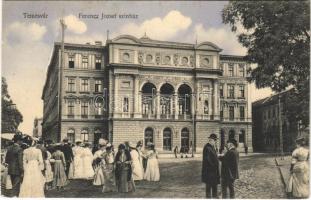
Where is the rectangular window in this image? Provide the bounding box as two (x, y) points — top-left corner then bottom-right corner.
(239, 85), (245, 98)
(220, 63), (224, 73)
(219, 84), (224, 98)
(228, 65), (234, 76)
(80, 79), (89, 92)
(67, 101), (75, 117)
(67, 78), (75, 92)
(95, 58), (101, 70)
(69, 57), (75, 68)
(95, 80), (102, 93)
(220, 106), (223, 120)
(228, 85), (235, 98)
(240, 106), (245, 120)
(123, 97), (129, 112)
(229, 106), (234, 121)
(239, 65), (245, 77)
(82, 57), (88, 69)
(81, 102), (88, 118)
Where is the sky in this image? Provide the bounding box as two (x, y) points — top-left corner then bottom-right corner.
(2, 1), (272, 134)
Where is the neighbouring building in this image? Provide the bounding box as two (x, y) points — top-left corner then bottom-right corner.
(42, 34), (252, 152)
(33, 117), (43, 138)
(252, 89), (301, 153)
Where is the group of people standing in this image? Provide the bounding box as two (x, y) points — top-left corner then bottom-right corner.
(3, 133), (160, 197)
(201, 133), (239, 199)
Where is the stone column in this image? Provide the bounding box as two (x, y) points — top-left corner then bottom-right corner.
(174, 93), (178, 119)
(113, 74), (119, 117)
(138, 91), (142, 115)
(133, 75), (140, 118)
(191, 94), (195, 117)
(213, 80), (219, 120)
(156, 90), (161, 119)
(196, 82), (201, 119)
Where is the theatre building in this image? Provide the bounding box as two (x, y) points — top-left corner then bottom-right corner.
(42, 34), (252, 152)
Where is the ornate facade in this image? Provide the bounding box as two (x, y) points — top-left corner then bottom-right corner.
(42, 35), (252, 152)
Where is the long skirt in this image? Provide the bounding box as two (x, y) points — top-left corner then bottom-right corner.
(45, 160), (53, 183)
(144, 158), (160, 181)
(116, 167), (135, 193)
(53, 160), (67, 187)
(19, 160), (45, 197)
(93, 164), (105, 186)
(68, 162), (74, 180)
(102, 164), (116, 192)
(292, 161), (309, 198)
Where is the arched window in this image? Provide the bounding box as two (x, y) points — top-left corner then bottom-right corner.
(163, 128), (172, 151)
(178, 84), (192, 116)
(141, 83), (156, 117)
(181, 128), (190, 151)
(229, 130), (235, 140)
(160, 83), (174, 117)
(67, 129), (75, 143)
(81, 129), (89, 142)
(144, 128), (154, 146)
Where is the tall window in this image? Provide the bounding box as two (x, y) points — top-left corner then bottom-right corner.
(239, 130), (245, 143)
(220, 106), (224, 119)
(144, 128), (154, 146)
(228, 65), (234, 76)
(67, 78), (75, 92)
(95, 80), (102, 93)
(228, 85), (235, 98)
(95, 58), (101, 70)
(69, 57), (75, 68)
(123, 97), (129, 112)
(81, 129), (89, 142)
(81, 101), (88, 118)
(67, 129), (75, 143)
(240, 106), (245, 120)
(163, 128), (172, 151)
(229, 106), (234, 121)
(220, 63), (224, 73)
(81, 79), (89, 92)
(219, 84), (224, 98)
(95, 101), (102, 116)
(82, 57), (88, 69)
(67, 100), (75, 118)
(181, 128), (190, 150)
(239, 85), (245, 98)
(204, 100), (209, 114)
(239, 65), (245, 77)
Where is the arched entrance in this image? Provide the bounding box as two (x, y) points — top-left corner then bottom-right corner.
(160, 83), (174, 118)
(141, 83), (157, 117)
(239, 130), (246, 147)
(163, 127), (172, 151)
(94, 129), (102, 145)
(178, 84), (192, 119)
(181, 128), (190, 152)
(144, 127), (154, 146)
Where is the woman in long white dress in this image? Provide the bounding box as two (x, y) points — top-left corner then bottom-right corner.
(129, 142), (144, 181)
(72, 140), (84, 179)
(289, 137), (309, 198)
(93, 142), (106, 186)
(144, 143), (160, 181)
(19, 139), (45, 197)
(44, 151), (54, 190)
(82, 143), (94, 179)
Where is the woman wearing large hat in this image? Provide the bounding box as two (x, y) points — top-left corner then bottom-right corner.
(143, 143), (160, 181)
(129, 142), (144, 181)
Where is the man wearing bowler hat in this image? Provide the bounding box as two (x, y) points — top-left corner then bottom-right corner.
(219, 139), (239, 198)
(201, 133), (220, 198)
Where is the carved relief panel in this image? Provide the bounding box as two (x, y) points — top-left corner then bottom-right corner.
(200, 55), (213, 68)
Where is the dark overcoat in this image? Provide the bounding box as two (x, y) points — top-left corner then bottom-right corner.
(115, 150), (132, 181)
(201, 143), (220, 185)
(5, 144), (23, 175)
(220, 148), (239, 181)
(61, 143), (74, 162)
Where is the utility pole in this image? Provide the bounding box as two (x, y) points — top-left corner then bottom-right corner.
(58, 18), (66, 142)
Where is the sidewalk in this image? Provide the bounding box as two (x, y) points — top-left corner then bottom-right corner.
(275, 156), (291, 190)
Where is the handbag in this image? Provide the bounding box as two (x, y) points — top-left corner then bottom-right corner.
(286, 174), (293, 193)
(5, 174), (12, 190)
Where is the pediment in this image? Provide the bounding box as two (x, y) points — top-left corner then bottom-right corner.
(112, 35), (140, 44)
(196, 42), (222, 52)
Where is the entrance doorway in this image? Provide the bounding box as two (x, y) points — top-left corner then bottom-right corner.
(163, 128), (172, 151)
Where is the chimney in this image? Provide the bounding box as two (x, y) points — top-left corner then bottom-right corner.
(95, 41), (102, 46)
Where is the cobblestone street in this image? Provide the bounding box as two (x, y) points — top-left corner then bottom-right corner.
(44, 154), (285, 198)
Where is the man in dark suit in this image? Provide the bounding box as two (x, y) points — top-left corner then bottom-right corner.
(219, 139), (239, 198)
(202, 133), (220, 198)
(5, 134), (24, 197)
(61, 138), (74, 176)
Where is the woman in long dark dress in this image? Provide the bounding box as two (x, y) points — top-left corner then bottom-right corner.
(52, 144), (67, 190)
(115, 144), (135, 193)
